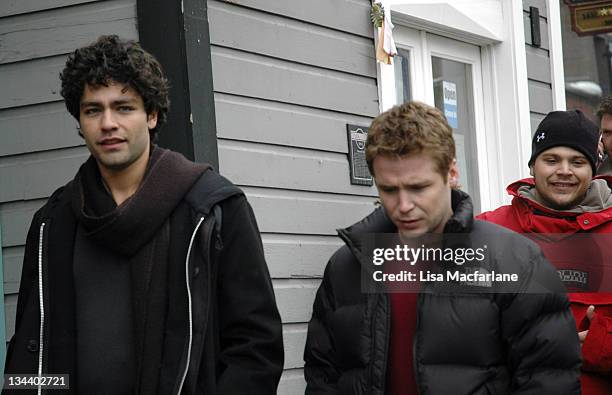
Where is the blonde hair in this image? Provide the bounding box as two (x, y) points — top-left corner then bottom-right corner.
(366, 101), (455, 179)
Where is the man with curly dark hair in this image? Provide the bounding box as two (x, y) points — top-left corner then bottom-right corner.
(60, 35), (169, 141)
(596, 96), (612, 176)
(4, 35), (283, 394)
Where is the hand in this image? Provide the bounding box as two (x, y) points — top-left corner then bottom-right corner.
(578, 305), (595, 344)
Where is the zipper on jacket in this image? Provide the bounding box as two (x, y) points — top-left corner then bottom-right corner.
(176, 216), (206, 395)
(379, 293), (391, 395)
(37, 223), (46, 395)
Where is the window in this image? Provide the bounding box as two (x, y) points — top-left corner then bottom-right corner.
(560, 1), (612, 119)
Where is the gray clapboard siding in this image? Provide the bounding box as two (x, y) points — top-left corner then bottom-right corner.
(0, 101), (82, 157)
(211, 47), (379, 117)
(530, 112), (545, 136)
(278, 369), (306, 394)
(528, 80), (553, 115)
(219, 140), (378, 197)
(0, 0), (99, 18)
(208, 1), (375, 391)
(0, 0), (137, 64)
(523, 0), (552, 136)
(283, 323), (308, 369)
(0, 147), (88, 203)
(246, 187), (377, 235)
(522, 0), (547, 16)
(209, 2), (375, 78)
(2, 247), (23, 294)
(274, 279), (320, 323)
(4, 294), (16, 339)
(0, 200), (46, 247)
(523, 11), (549, 50)
(525, 46), (551, 84)
(215, 94), (372, 153)
(0, 55), (66, 109)
(209, 0), (372, 38)
(262, 234), (341, 279)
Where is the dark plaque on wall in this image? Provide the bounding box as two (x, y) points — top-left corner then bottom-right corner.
(346, 124), (373, 186)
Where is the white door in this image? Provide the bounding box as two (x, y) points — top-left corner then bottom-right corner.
(388, 27), (488, 213)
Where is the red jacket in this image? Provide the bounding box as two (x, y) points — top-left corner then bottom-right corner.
(478, 177), (612, 394)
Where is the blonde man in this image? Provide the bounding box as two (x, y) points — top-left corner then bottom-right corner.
(304, 101), (580, 395)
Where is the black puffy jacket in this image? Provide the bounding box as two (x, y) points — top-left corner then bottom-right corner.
(304, 190), (581, 395)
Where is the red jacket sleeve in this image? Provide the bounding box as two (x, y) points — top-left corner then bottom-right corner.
(582, 313), (612, 372)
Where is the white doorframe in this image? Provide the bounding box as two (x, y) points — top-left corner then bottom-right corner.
(547, 0), (567, 110)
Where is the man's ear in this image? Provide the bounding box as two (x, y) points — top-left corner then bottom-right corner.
(448, 159), (459, 188)
(147, 111), (158, 130)
(529, 166), (534, 177)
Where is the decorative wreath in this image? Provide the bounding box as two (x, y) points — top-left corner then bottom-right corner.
(371, 2), (385, 28)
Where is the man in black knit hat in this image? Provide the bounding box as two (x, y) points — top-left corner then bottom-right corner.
(4, 35), (283, 394)
(479, 109), (612, 393)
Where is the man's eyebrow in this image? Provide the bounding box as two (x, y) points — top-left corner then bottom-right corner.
(541, 153), (587, 160)
(80, 98), (138, 108)
(112, 98), (139, 105)
(80, 100), (100, 108)
(378, 181), (429, 188)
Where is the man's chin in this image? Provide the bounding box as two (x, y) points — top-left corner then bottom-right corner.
(398, 228), (427, 240)
(546, 196), (581, 211)
(95, 156), (133, 172)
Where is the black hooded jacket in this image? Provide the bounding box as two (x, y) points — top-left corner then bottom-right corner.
(4, 159), (283, 394)
(304, 190), (581, 395)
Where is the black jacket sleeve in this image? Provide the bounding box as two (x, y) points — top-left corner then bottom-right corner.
(500, 247), (581, 395)
(304, 260), (341, 394)
(214, 196), (284, 394)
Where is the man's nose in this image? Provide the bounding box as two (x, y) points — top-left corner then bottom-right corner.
(555, 161), (572, 175)
(397, 190), (415, 213)
(100, 109), (118, 130)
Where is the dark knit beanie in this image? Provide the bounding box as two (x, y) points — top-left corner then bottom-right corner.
(528, 109), (599, 174)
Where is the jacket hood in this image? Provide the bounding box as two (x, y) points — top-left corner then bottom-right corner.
(337, 189), (474, 267)
(185, 169), (244, 216)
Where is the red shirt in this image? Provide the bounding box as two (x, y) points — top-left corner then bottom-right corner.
(386, 291), (419, 395)
(384, 260), (423, 395)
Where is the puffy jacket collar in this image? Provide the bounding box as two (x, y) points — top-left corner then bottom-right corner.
(444, 189), (474, 233)
(338, 189), (474, 264)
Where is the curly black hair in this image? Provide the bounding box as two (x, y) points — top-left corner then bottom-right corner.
(60, 35), (170, 139)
